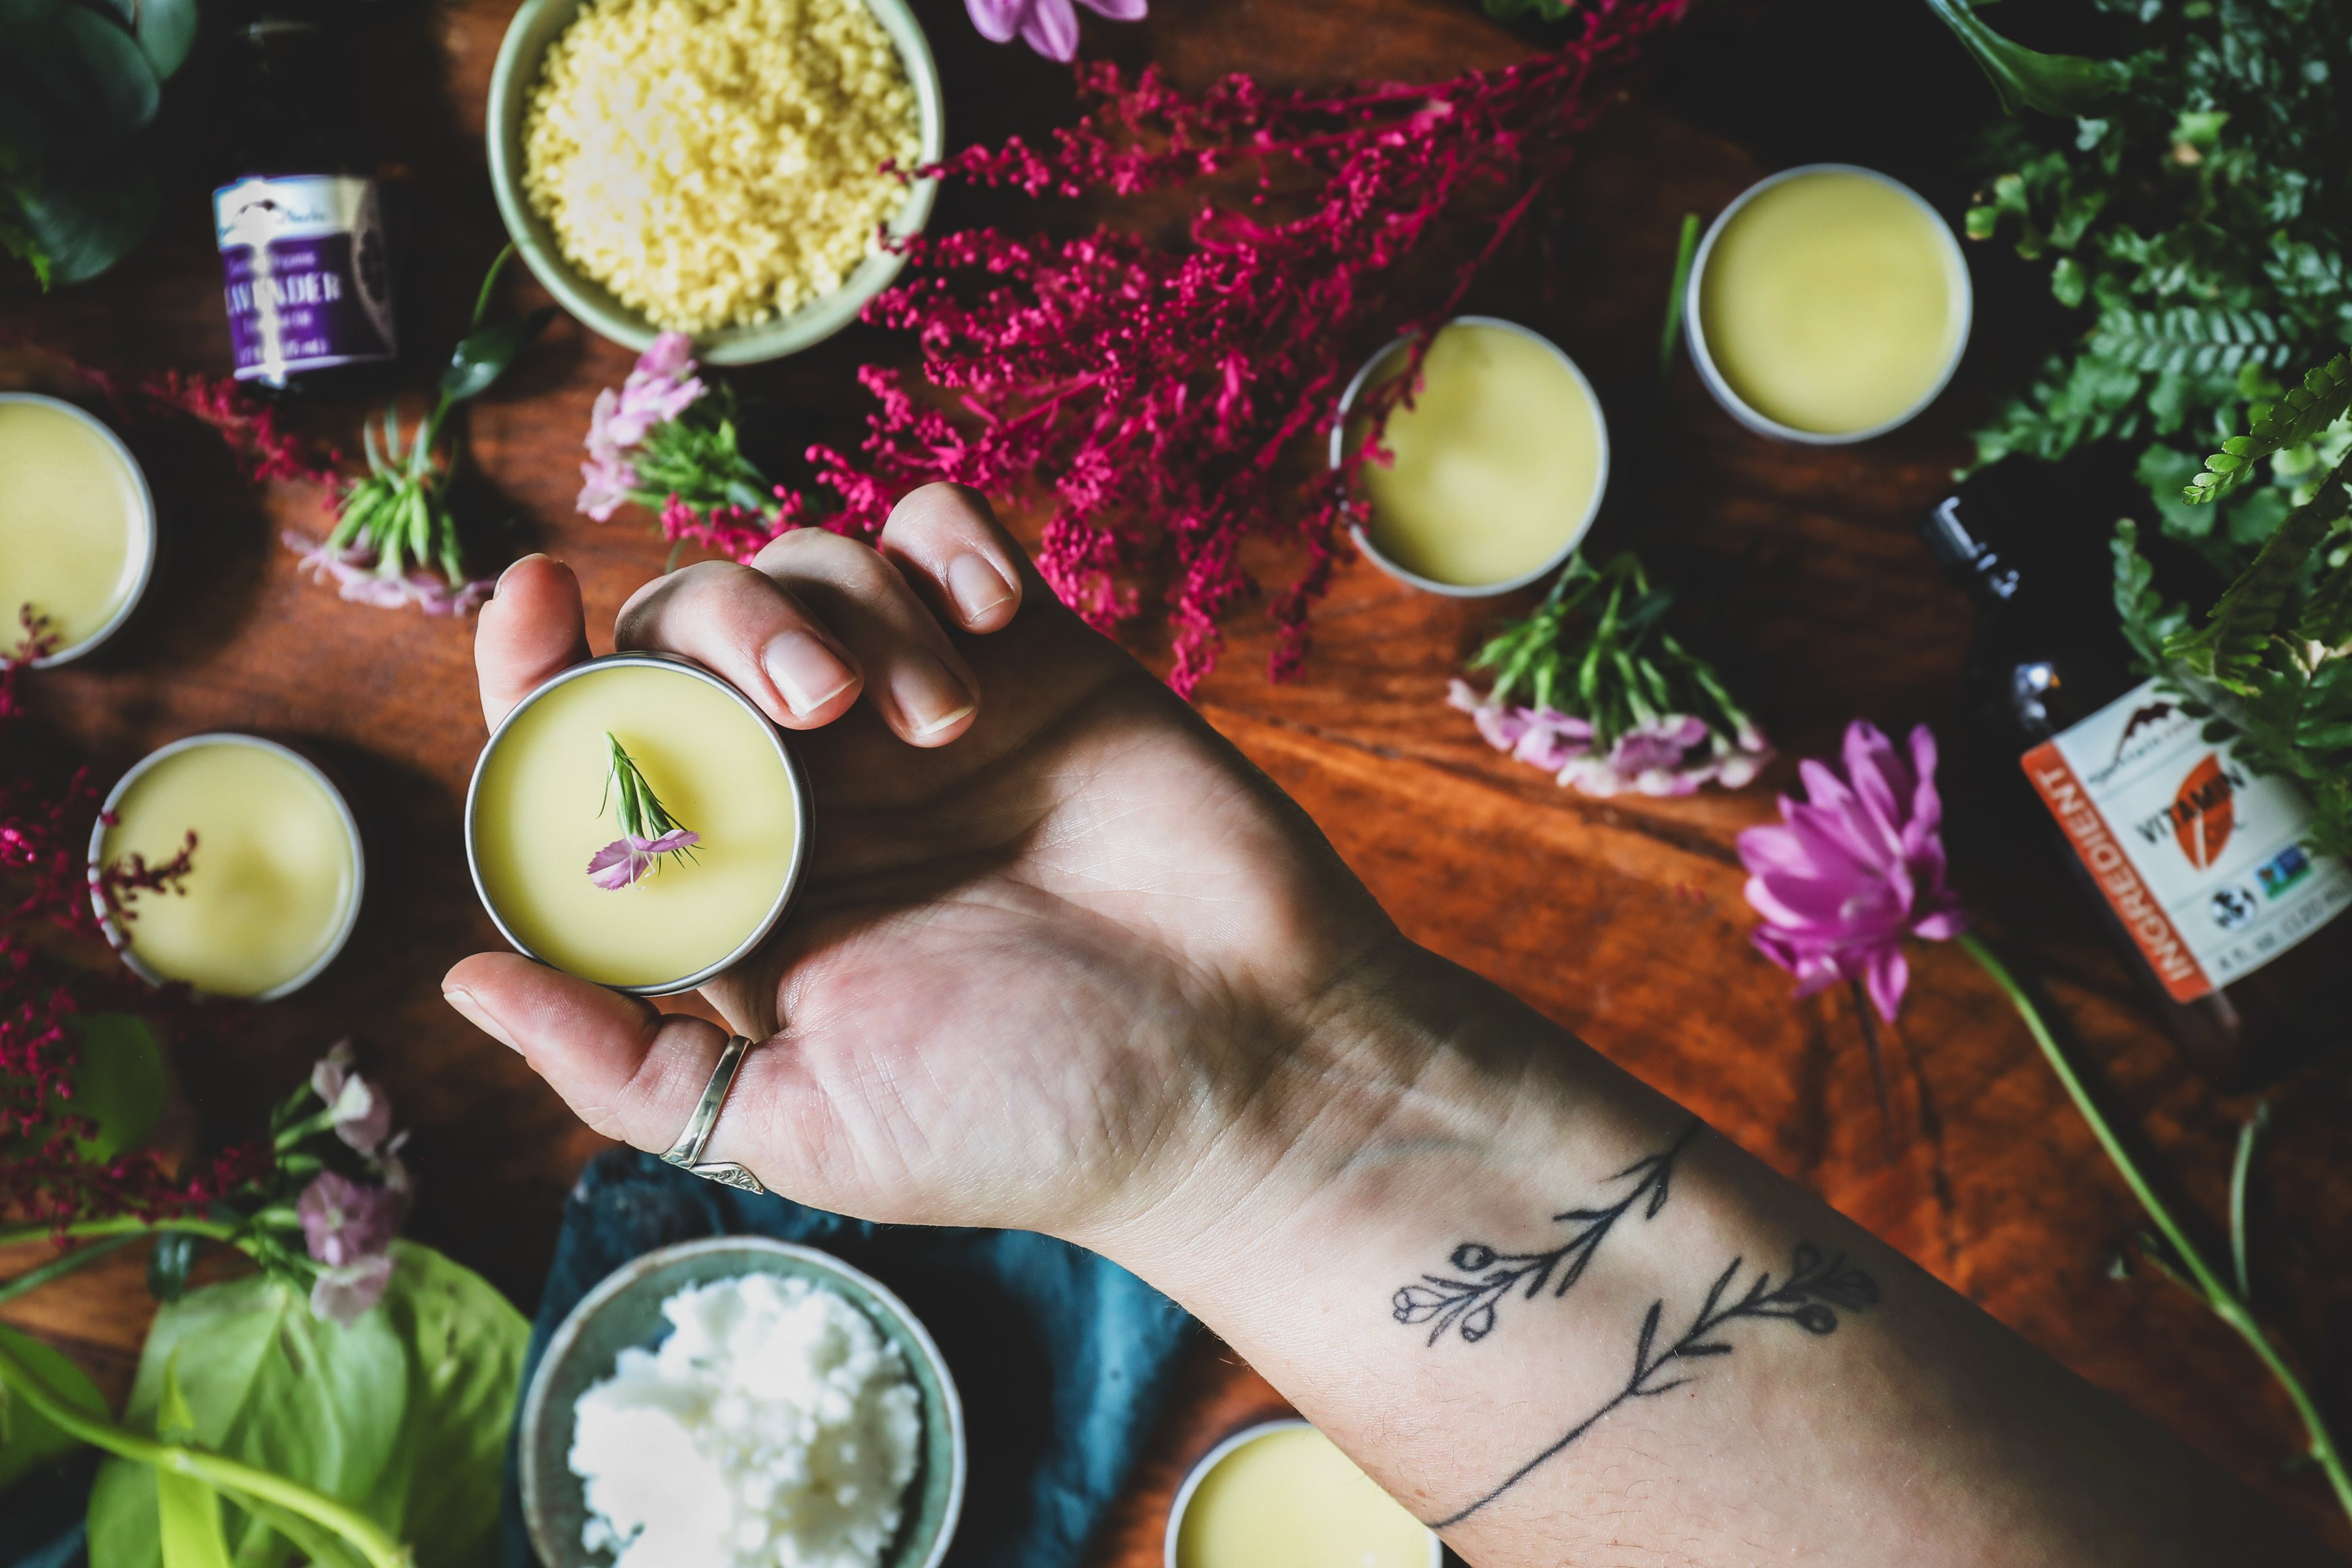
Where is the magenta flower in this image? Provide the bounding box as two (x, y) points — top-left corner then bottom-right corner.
(297, 1171), (401, 1269)
(1736, 721), (1966, 1022)
(1450, 683), (1771, 799)
(964, 0), (1145, 61)
(578, 332), (708, 520)
(587, 829), (702, 890)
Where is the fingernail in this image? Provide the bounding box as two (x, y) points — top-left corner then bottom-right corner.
(946, 554), (1014, 625)
(444, 987), (520, 1052)
(495, 553), (550, 595)
(763, 630), (857, 717)
(892, 649), (975, 738)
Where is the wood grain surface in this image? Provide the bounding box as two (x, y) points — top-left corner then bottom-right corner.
(5, 0), (2349, 1560)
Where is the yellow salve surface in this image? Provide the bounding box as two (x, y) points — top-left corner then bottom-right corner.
(1350, 321), (1603, 589)
(1175, 1426), (1433, 1568)
(0, 399), (145, 653)
(101, 740), (357, 998)
(472, 662), (799, 988)
(1697, 169), (1965, 436)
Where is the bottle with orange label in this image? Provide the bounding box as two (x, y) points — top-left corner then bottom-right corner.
(1923, 458), (2352, 1086)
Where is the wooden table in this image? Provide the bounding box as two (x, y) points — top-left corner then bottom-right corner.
(7, 0), (2349, 1560)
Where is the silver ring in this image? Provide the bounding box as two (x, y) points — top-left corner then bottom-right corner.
(659, 1034), (766, 1194)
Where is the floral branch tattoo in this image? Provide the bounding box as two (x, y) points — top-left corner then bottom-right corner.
(1432, 1243), (1879, 1527)
(1392, 1118), (1701, 1345)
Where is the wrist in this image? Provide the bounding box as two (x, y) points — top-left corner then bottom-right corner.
(1078, 937), (1619, 1303)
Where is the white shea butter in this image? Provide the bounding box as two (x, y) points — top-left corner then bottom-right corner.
(570, 1272), (922, 1568)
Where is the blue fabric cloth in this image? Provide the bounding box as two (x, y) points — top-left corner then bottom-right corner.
(501, 1151), (1199, 1568)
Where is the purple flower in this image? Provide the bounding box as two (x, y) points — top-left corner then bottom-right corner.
(1737, 721), (1967, 1022)
(308, 1040), (393, 1156)
(283, 532), (492, 616)
(579, 333), (707, 518)
(587, 829), (702, 890)
(1451, 683), (1771, 799)
(297, 1171), (401, 1269)
(310, 1256), (395, 1326)
(964, 0), (1145, 61)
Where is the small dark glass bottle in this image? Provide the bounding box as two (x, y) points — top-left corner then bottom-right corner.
(1923, 457), (2352, 1086)
(210, 0), (397, 387)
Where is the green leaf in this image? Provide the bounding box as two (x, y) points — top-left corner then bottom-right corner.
(146, 1231), (197, 1305)
(1920, 0), (2128, 116)
(439, 306), (556, 403)
(2185, 352), (2352, 504)
(132, 0), (199, 80)
(155, 1354), (232, 1568)
(68, 1013), (166, 1161)
(367, 1244), (527, 1567)
(17, 146), (157, 285)
(90, 1273), (408, 1568)
(2298, 552), (2352, 647)
(2166, 461), (2351, 691)
(0, 1322), (106, 1492)
(0, 0), (160, 139)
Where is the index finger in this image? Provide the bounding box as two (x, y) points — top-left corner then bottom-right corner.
(476, 554), (592, 727)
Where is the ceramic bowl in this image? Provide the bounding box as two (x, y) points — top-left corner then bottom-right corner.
(484, 0), (945, 366)
(1328, 316), (1611, 598)
(521, 1235), (967, 1568)
(1684, 163), (1972, 446)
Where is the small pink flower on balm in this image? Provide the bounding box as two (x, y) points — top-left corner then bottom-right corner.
(587, 829), (704, 890)
(1736, 720), (1967, 1022)
(591, 732), (702, 889)
(964, 0), (1145, 61)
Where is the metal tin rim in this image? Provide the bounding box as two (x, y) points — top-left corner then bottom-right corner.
(3, 392), (159, 668)
(86, 732), (367, 1002)
(1162, 1416), (1443, 1568)
(483, 0), (944, 367)
(1328, 315), (1612, 599)
(1684, 163), (1974, 447)
(519, 1234), (968, 1568)
(462, 652), (814, 996)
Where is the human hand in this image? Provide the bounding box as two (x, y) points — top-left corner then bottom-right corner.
(442, 485), (1403, 1246)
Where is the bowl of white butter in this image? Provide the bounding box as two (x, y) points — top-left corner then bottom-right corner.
(519, 1235), (966, 1568)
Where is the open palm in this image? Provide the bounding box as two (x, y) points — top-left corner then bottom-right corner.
(443, 485), (1397, 1241)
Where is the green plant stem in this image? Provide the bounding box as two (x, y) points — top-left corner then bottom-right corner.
(1658, 212), (1701, 387)
(1959, 932), (2352, 1524)
(0, 1335), (412, 1568)
(0, 1215), (240, 1250)
(0, 1230), (142, 1307)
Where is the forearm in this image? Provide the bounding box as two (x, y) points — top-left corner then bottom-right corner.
(1089, 942), (2332, 1568)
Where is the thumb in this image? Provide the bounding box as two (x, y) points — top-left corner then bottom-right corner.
(442, 953), (779, 1181)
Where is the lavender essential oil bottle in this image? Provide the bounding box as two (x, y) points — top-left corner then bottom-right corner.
(212, 0), (397, 388)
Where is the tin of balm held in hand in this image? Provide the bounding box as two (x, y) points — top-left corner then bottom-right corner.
(466, 654), (811, 994)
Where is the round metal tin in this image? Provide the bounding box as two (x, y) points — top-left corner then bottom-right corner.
(88, 732), (367, 1002)
(1684, 163), (1972, 446)
(3, 391), (159, 667)
(1328, 315), (1611, 599)
(1164, 1418), (1443, 1568)
(463, 652), (813, 996)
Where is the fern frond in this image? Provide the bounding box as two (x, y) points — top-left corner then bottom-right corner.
(2300, 546), (2352, 649)
(2166, 457), (2352, 691)
(2185, 351), (2352, 504)
(2087, 306), (2291, 380)
(2111, 519), (2190, 675)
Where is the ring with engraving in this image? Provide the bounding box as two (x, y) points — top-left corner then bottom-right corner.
(658, 1033), (766, 1194)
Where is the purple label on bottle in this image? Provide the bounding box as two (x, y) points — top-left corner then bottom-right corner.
(214, 174), (397, 384)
